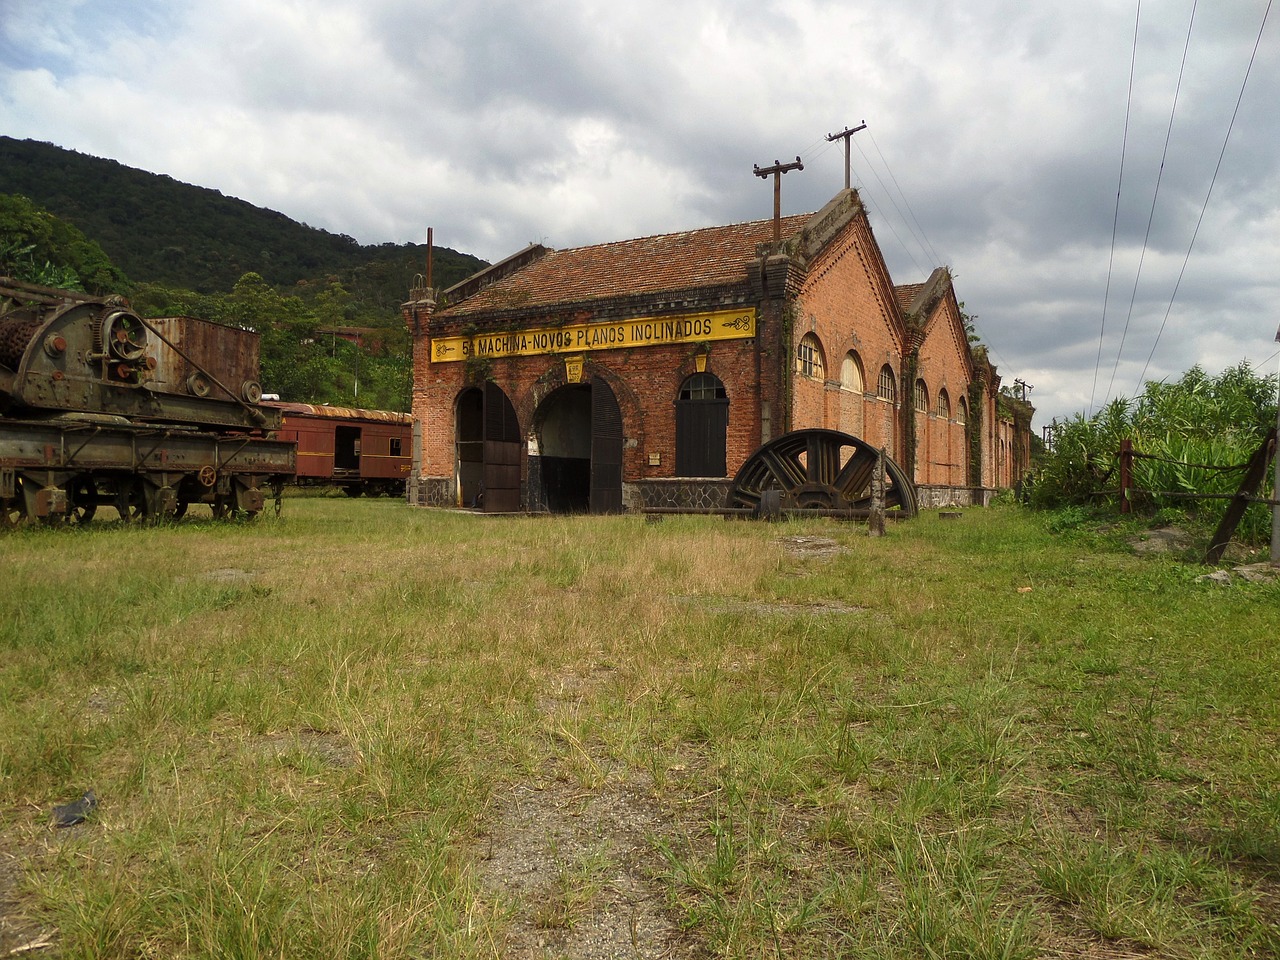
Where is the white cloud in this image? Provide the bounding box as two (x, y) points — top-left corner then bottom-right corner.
(1, 0), (1276, 426)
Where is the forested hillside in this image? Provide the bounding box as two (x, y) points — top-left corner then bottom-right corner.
(0, 137), (484, 300)
(0, 138), (491, 411)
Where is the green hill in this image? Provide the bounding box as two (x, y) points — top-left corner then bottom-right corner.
(0, 136), (484, 303)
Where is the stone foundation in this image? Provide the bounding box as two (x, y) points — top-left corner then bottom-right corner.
(916, 485), (993, 509)
(410, 476), (457, 508)
(625, 479), (734, 512)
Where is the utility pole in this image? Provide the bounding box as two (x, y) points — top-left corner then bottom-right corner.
(825, 122), (866, 190)
(754, 157), (804, 242)
(425, 227), (433, 291)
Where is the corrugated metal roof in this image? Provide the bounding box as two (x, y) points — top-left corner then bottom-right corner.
(265, 401), (412, 423)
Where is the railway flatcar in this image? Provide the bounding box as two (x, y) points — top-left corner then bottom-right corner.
(0, 277), (295, 526)
(265, 401), (411, 497)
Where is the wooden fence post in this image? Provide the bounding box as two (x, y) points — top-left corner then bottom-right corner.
(1206, 427), (1277, 565)
(869, 449), (886, 538)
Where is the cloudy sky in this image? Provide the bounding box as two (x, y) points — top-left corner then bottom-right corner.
(2, 0), (1276, 426)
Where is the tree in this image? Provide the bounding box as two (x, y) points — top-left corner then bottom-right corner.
(0, 193), (128, 292)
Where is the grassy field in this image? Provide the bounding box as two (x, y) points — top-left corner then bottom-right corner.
(1, 501), (1277, 959)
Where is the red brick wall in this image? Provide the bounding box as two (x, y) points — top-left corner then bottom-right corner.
(913, 297), (976, 486)
(790, 217), (908, 462)
(407, 297), (792, 490)
(404, 206), (1024, 503)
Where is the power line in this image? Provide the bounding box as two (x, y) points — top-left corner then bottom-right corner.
(853, 137), (933, 275)
(867, 129), (944, 267)
(1105, 0), (1198, 404)
(1090, 0), (1143, 417)
(849, 159), (927, 278)
(1135, 0), (1273, 391)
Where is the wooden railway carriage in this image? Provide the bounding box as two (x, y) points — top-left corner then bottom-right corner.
(266, 402), (412, 497)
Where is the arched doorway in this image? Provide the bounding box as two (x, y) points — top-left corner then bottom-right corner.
(455, 382), (521, 511)
(532, 377), (623, 513)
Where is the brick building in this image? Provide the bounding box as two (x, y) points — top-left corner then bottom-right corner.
(403, 188), (1032, 512)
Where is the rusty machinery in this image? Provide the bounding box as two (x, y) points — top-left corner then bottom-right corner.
(0, 278), (295, 527)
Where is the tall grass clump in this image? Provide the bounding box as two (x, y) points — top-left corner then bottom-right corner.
(1033, 362), (1278, 543)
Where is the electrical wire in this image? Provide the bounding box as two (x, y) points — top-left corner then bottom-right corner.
(853, 166), (927, 278)
(852, 137), (932, 276)
(1135, 0), (1273, 390)
(866, 129), (945, 267)
(1105, 0), (1198, 405)
(1090, 0), (1143, 417)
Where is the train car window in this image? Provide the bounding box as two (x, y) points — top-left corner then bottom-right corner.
(390, 437), (402, 457)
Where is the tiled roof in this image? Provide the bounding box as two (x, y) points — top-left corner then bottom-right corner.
(439, 213), (814, 317)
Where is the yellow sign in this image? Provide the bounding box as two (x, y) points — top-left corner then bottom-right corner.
(564, 354), (584, 383)
(430, 307), (756, 363)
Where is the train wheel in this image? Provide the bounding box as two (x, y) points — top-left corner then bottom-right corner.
(1, 479), (28, 529)
(172, 499), (189, 520)
(343, 485), (364, 498)
(69, 475), (99, 525)
(115, 480), (150, 523)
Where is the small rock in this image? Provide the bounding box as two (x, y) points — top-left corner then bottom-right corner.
(1196, 570), (1233, 586)
(52, 790), (97, 828)
(1233, 563), (1279, 584)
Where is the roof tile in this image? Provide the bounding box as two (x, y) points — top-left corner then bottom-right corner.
(439, 213), (814, 317)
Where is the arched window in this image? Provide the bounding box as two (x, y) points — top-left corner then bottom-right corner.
(914, 379), (929, 413)
(957, 397), (968, 425)
(679, 372), (726, 401)
(796, 334), (825, 380)
(936, 388), (951, 420)
(675, 372), (729, 477)
(877, 364), (896, 402)
(840, 351), (864, 393)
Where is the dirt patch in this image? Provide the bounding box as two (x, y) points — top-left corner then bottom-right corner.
(1128, 526), (1192, 555)
(676, 595), (864, 617)
(777, 535), (846, 560)
(0, 823), (54, 957)
(475, 765), (697, 960)
(253, 728), (358, 768)
(197, 567), (261, 584)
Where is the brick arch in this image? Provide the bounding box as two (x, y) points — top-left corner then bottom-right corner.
(512, 357), (638, 440)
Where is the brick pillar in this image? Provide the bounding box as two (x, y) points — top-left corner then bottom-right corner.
(402, 294), (435, 502)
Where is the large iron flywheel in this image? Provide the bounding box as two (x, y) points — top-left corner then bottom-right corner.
(728, 429), (918, 517)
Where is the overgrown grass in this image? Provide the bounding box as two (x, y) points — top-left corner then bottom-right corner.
(1, 502), (1277, 958)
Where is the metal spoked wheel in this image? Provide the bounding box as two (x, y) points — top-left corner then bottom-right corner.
(115, 479), (150, 523)
(69, 475), (99, 525)
(728, 428), (918, 516)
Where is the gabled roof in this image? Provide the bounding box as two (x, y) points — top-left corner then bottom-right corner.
(895, 283), (926, 313)
(896, 268), (951, 320)
(438, 213), (814, 318)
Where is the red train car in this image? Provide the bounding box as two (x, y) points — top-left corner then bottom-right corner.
(266, 402), (412, 497)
